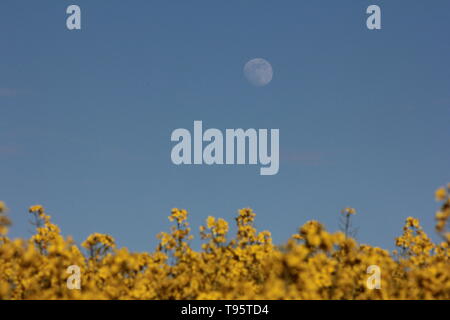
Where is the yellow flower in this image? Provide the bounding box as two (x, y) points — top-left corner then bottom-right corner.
(28, 205), (44, 214)
(206, 216), (215, 229)
(435, 187), (447, 201)
(0, 201), (7, 213)
(341, 207), (356, 215)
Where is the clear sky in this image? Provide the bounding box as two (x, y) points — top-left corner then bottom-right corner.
(1, 1), (449, 251)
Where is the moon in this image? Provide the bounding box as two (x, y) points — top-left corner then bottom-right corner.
(244, 58), (273, 87)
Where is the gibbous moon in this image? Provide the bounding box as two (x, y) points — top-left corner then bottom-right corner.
(244, 58), (273, 87)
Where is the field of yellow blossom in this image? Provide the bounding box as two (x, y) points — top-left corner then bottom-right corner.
(0, 184), (449, 300)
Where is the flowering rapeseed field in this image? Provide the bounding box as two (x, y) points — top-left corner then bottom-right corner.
(0, 184), (449, 300)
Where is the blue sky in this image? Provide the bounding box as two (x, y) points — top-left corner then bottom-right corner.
(1, 1), (449, 251)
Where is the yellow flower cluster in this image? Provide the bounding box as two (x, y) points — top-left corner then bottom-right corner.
(341, 207), (356, 215)
(0, 201), (11, 237)
(0, 185), (449, 300)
